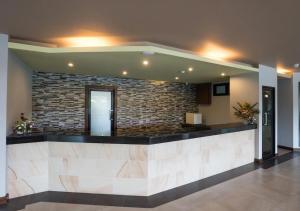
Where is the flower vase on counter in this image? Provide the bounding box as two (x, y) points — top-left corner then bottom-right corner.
(15, 121), (26, 134)
(14, 113), (34, 135)
(233, 102), (259, 125)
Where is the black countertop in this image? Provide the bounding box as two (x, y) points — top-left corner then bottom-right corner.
(6, 123), (256, 145)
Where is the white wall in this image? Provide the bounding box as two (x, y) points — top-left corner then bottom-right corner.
(278, 78), (293, 148)
(7, 51), (32, 135)
(292, 73), (300, 149)
(258, 64), (278, 159)
(0, 34), (8, 197)
(229, 72), (259, 122)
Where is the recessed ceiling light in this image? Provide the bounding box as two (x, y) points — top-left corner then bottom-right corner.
(188, 67), (193, 72)
(122, 70), (128, 75)
(294, 63), (300, 68)
(181, 70), (186, 74)
(68, 62), (74, 67)
(221, 72), (226, 76)
(175, 76), (179, 80)
(143, 60), (149, 66)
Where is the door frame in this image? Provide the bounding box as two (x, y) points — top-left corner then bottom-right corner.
(262, 86), (276, 160)
(85, 85), (117, 134)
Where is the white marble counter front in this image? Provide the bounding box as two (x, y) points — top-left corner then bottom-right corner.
(7, 129), (255, 198)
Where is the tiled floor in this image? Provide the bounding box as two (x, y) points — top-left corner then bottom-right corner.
(18, 155), (300, 211)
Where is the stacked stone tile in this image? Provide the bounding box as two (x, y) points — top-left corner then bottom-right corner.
(32, 72), (198, 131)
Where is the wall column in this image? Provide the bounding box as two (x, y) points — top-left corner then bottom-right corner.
(292, 73), (300, 149)
(257, 64), (278, 159)
(0, 34), (9, 203)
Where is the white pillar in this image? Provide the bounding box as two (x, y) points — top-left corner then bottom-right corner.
(292, 73), (300, 149)
(0, 34), (8, 197)
(258, 64), (278, 159)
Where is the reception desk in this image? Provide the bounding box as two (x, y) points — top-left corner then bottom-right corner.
(6, 123), (256, 198)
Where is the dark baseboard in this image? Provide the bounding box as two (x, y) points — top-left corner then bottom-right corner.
(1, 151), (300, 211)
(260, 151), (300, 169)
(254, 158), (263, 163)
(278, 145), (294, 151)
(0, 194), (9, 205)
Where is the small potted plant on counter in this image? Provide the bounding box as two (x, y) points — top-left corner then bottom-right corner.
(15, 121), (26, 135)
(14, 113), (34, 135)
(233, 102), (259, 125)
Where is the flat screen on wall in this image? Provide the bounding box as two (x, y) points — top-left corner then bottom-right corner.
(213, 83), (229, 96)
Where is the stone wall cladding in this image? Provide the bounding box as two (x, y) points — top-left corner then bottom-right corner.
(32, 72), (198, 130)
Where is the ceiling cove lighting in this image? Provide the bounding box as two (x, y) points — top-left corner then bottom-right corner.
(277, 64), (292, 75)
(68, 62), (74, 67)
(56, 36), (120, 47)
(198, 42), (241, 61)
(122, 70), (128, 75)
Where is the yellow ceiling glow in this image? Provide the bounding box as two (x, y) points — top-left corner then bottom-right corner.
(55, 36), (121, 47)
(277, 64), (292, 75)
(198, 42), (241, 61)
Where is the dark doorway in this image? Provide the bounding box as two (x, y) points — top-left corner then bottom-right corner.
(262, 86), (276, 160)
(85, 86), (117, 136)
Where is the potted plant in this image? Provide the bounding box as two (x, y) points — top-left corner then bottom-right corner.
(233, 102), (259, 125)
(15, 121), (26, 135)
(14, 113), (34, 135)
